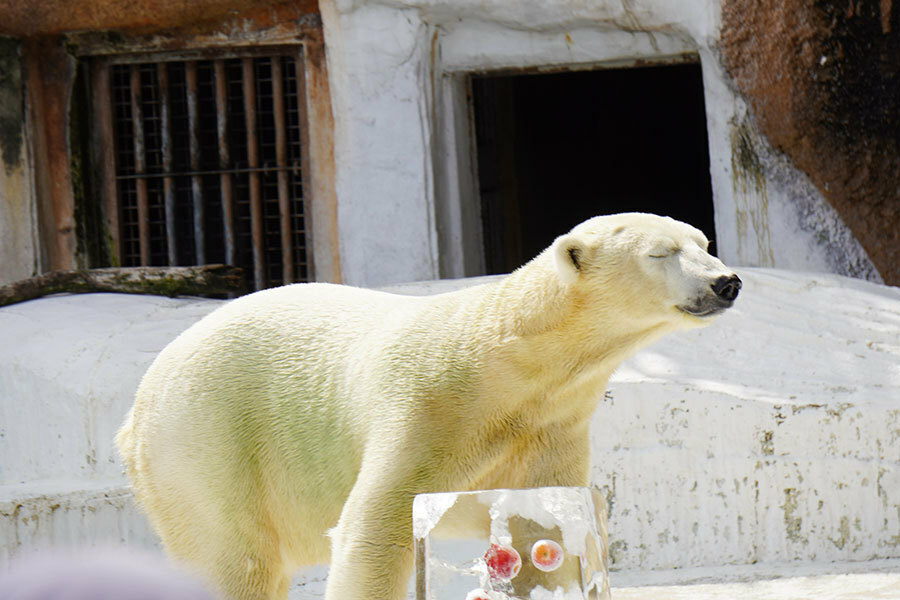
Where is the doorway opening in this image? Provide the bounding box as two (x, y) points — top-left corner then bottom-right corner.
(472, 62), (715, 274)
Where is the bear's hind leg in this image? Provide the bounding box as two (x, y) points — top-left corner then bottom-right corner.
(145, 491), (292, 600)
(205, 545), (292, 600)
(163, 530), (292, 600)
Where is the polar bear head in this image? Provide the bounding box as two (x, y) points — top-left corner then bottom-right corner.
(551, 213), (741, 329)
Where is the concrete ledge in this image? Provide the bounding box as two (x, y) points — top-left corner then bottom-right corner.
(611, 557), (900, 587)
(0, 481), (157, 565)
(283, 559), (900, 599)
(611, 559), (900, 599)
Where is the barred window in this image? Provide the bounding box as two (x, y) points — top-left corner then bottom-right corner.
(90, 47), (312, 291)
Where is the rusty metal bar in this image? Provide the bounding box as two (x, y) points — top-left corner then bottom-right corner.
(271, 57), (294, 284)
(185, 61), (205, 265)
(91, 59), (121, 265)
(296, 44), (321, 281)
(214, 59), (235, 266)
(243, 57), (265, 291)
(157, 62), (177, 265)
(129, 64), (150, 265)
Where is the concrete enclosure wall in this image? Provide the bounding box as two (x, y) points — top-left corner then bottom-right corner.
(2, 268), (899, 572)
(0, 0), (888, 288)
(318, 0), (882, 286)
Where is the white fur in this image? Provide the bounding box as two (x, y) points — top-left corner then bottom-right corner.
(116, 213), (738, 600)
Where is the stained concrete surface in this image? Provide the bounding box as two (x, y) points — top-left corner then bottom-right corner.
(285, 560), (900, 599)
(612, 573), (900, 600)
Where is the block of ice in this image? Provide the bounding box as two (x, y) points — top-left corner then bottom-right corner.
(413, 487), (610, 600)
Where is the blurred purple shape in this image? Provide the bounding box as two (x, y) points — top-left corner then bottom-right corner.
(0, 548), (217, 600)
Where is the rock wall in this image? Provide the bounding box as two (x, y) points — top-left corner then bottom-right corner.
(721, 0), (900, 285)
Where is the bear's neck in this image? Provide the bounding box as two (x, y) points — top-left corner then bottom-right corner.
(484, 256), (677, 418)
(492, 255), (672, 346)
(488, 257), (572, 336)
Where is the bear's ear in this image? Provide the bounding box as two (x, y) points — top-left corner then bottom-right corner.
(552, 234), (588, 285)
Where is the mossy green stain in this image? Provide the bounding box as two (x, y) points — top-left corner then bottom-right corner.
(782, 487), (806, 544)
(114, 272), (185, 297)
(729, 118), (775, 266)
(0, 37), (24, 173)
(730, 123), (765, 198)
(828, 515), (851, 550)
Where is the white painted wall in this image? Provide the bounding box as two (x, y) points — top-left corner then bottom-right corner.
(2, 268), (899, 571)
(319, 1), (441, 287)
(319, 0), (882, 286)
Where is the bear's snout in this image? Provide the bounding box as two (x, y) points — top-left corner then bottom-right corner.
(711, 274), (742, 302)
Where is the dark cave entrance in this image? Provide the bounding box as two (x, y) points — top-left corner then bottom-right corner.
(472, 62), (716, 274)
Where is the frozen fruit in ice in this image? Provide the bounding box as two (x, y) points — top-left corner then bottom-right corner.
(530, 539), (564, 572)
(483, 543), (521, 580)
(465, 589), (508, 600)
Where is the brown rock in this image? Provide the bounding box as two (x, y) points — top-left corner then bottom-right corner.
(721, 0), (900, 284)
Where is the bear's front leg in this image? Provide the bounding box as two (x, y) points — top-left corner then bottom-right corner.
(520, 424), (591, 488)
(492, 422), (591, 490)
(324, 464), (419, 600)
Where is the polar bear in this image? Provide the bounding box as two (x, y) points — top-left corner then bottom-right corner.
(116, 213), (740, 600)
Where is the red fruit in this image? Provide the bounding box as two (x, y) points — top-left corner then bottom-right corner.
(530, 539), (564, 572)
(483, 543), (521, 580)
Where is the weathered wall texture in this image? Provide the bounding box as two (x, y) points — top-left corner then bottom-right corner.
(596, 269), (900, 568)
(0, 0), (893, 288)
(319, 0), (887, 287)
(0, 37), (37, 284)
(0, 0), (339, 285)
(721, 0), (900, 285)
(0, 39), (23, 170)
(24, 36), (76, 274)
(0, 0), (316, 37)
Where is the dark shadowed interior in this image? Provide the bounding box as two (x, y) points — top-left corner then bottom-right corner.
(473, 63), (716, 274)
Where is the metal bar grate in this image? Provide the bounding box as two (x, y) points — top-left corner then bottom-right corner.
(271, 57), (294, 285)
(128, 64), (151, 265)
(243, 57), (265, 291)
(214, 59), (235, 266)
(185, 60), (205, 265)
(104, 48), (309, 291)
(157, 62), (177, 265)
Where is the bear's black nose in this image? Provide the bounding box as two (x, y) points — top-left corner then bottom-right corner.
(712, 274), (742, 302)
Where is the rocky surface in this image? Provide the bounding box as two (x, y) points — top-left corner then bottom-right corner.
(721, 0), (900, 284)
